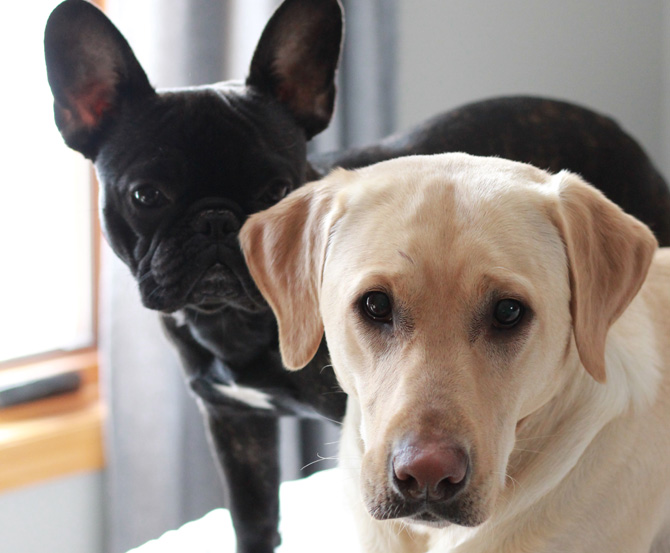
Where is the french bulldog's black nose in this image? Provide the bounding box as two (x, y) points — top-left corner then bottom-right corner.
(391, 436), (469, 503)
(191, 209), (240, 238)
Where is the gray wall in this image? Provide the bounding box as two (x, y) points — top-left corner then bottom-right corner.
(396, 0), (669, 178)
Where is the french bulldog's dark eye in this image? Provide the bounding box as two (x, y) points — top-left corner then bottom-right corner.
(259, 179), (291, 205)
(362, 291), (393, 323)
(493, 299), (525, 328)
(132, 185), (167, 208)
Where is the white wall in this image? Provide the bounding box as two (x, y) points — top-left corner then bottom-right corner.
(396, 0), (668, 177)
(0, 472), (104, 553)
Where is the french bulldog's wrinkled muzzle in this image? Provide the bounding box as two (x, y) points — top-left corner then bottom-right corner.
(138, 201), (262, 313)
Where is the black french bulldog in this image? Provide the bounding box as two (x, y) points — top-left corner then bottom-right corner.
(45, 0), (670, 552)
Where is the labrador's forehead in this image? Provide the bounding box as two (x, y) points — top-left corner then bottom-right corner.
(339, 164), (554, 249)
(326, 161), (564, 291)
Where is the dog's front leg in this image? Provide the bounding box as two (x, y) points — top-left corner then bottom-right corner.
(204, 408), (281, 553)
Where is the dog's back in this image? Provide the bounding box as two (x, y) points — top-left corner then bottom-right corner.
(315, 97), (670, 247)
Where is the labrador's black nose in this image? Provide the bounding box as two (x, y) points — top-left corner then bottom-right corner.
(391, 436), (469, 502)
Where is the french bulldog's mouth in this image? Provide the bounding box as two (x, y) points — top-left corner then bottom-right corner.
(187, 264), (241, 306)
(141, 241), (266, 313)
(190, 297), (228, 314)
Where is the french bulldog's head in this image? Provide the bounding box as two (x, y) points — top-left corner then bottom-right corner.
(44, 0), (342, 314)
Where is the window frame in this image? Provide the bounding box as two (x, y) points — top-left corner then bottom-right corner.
(0, 168), (103, 491)
(0, 0), (106, 488)
(0, 350), (103, 491)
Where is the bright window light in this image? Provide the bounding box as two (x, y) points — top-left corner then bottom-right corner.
(0, 0), (95, 363)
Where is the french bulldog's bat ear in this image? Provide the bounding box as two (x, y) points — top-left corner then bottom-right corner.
(240, 170), (350, 370)
(44, 0), (155, 159)
(552, 171), (658, 383)
(246, 0), (343, 140)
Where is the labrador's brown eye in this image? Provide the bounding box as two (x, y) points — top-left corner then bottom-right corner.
(493, 299), (524, 328)
(363, 291), (393, 323)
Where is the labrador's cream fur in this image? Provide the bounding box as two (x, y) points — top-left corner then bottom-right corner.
(240, 153), (670, 553)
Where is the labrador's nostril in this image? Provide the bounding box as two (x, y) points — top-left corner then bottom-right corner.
(392, 440), (468, 502)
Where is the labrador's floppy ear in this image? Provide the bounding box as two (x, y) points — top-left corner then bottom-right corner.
(552, 171), (658, 383)
(240, 170), (350, 370)
(246, 0), (343, 139)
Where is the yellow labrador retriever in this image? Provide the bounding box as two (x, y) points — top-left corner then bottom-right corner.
(239, 153), (670, 553)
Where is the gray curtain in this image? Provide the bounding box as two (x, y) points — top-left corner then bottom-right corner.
(101, 1), (396, 552)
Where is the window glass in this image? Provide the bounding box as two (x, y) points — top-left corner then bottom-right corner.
(0, 0), (95, 363)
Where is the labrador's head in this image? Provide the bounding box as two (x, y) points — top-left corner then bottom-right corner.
(240, 153), (656, 528)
